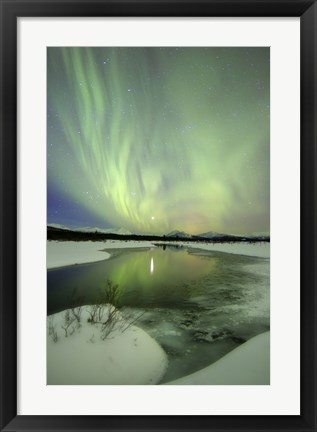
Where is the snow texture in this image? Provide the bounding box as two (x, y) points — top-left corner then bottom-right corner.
(47, 307), (168, 385)
(47, 240), (269, 269)
(47, 240), (269, 385)
(166, 331), (269, 385)
(47, 240), (154, 269)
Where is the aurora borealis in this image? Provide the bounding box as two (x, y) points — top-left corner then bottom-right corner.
(48, 47), (269, 235)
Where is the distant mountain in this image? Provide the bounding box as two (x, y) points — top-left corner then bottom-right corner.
(74, 226), (132, 235)
(48, 224), (132, 236)
(196, 231), (227, 239)
(47, 224), (269, 242)
(112, 227), (133, 236)
(196, 231), (269, 241)
(166, 230), (192, 238)
(48, 223), (72, 231)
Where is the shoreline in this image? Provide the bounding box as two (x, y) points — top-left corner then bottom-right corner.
(47, 241), (270, 385)
(47, 307), (168, 385)
(166, 331), (270, 385)
(47, 239), (269, 270)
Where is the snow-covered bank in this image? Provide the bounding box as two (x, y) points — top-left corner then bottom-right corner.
(47, 242), (269, 385)
(47, 307), (168, 385)
(48, 240), (269, 269)
(47, 240), (155, 269)
(197, 241), (269, 258)
(156, 241), (270, 259)
(166, 331), (270, 385)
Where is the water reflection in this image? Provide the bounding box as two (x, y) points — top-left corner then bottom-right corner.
(48, 247), (218, 313)
(47, 245), (269, 382)
(150, 257), (154, 274)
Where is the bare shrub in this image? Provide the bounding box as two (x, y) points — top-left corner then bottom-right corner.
(71, 305), (83, 328)
(121, 310), (146, 333)
(61, 309), (76, 337)
(98, 280), (120, 306)
(100, 304), (120, 340)
(54, 280), (144, 342)
(48, 316), (58, 343)
(86, 280), (122, 339)
(86, 304), (99, 323)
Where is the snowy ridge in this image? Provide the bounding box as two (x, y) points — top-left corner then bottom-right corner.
(48, 223), (72, 231)
(48, 224), (132, 236)
(48, 224), (269, 241)
(196, 231), (229, 239)
(166, 230), (193, 238)
(74, 226), (132, 235)
(167, 331), (269, 385)
(47, 307), (168, 385)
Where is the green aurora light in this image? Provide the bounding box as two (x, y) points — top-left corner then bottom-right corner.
(48, 47), (269, 235)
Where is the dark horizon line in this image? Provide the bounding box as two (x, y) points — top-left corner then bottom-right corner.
(47, 225), (270, 243)
(47, 222), (270, 238)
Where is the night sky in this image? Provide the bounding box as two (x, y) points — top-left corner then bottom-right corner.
(47, 47), (269, 235)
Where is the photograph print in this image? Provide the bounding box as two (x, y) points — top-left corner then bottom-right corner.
(47, 47), (270, 385)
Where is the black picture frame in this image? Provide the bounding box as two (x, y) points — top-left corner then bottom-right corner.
(1, 0), (316, 431)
